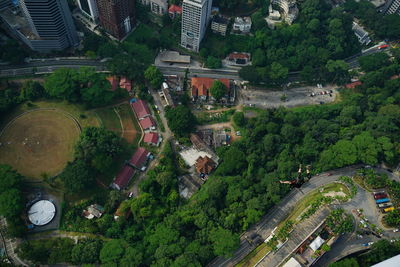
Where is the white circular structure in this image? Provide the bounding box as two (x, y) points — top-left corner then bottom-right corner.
(28, 200), (56, 226)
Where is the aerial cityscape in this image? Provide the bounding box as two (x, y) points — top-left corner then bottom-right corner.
(0, 0), (400, 266)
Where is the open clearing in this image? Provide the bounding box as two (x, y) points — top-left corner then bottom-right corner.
(0, 109), (80, 179)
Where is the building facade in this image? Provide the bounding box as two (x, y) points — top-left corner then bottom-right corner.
(77, 0), (99, 22)
(232, 17), (252, 33)
(181, 0), (212, 52)
(0, 0), (13, 11)
(211, 15), (228, 36)
(19, 0), (79, 51)
(140, 0), (167, 15)
(96, 0), (135, 40)
(383, 0), (400, 15)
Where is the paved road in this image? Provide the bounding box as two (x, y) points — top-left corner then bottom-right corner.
(0, 217), (28, 266)
(208, 166), (359, 267)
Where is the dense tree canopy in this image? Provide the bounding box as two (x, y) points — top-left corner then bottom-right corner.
(165, 105), (197, 137)
(144, 65), (164, 89)
(210, 80), (227, 101)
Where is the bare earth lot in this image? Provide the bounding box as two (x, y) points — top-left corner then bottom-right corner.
(0, 109), (80, 179)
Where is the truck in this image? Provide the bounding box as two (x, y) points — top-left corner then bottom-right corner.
(383, 207), (395, 213)
(374, 193), (388, 200)
(378, 202), (393, 209)
(376, 198), (390, 204)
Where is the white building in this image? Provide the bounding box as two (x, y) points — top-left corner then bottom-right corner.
(352, 22), (371, 45)
(181, 0), (213, 52)
(233, 17), (252, 33)
(140, 0), (168, 15)
(383, 0), (400, 15)
(77, 0), (98, 22)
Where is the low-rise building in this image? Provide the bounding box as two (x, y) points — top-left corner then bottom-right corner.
(139, 116), (156, 131)
(112, 165), (135, 190)
(131, 99), (151, 119)
(352, 22), (371, 45)
(129, 147), (151, 171)
(191, 77), (231, 102)
(232, 17), (252, 34)
(195, 156), (216, 175)
(226, 52), (251, 66)
(143, 132), (161, 146)
(140, 0), (168, 15)
(83, 204), (105, 219)
(211, 15), (229, 36)
(168, 4), (182, 19)
(119, 77), (132, 91)
(345, 81), (362, 89)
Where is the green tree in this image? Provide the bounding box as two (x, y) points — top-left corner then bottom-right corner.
(326, 60), (350, 85)
(358, 53), (390, 72)
(60, 160), (95, 193)
(144, 65), (164, 89)
(20, 81), (44, 101)
(165, 105), (196, 137)
(269, 62), (288, 85)
(239, 66), (260, 83)
(233, 112), (246, 127)
(205, 56), (222, 69)
(0, 189), (23, 218)
(100, 240), (125, 264)
(210, 228), (239, 257)
(71, 239), (102, 264)
(329, 258), (360, 267)
(44, 68), (80, 102)
(210, 80), (227, 101)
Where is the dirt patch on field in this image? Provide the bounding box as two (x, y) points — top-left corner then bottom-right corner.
(115, 104), (139, 144)
(0, 109), (80, 179)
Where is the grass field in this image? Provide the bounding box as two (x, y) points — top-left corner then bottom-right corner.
(115, 103), (141, 146)
(0, 109), (80, 179)
(95, 107), (122, 136)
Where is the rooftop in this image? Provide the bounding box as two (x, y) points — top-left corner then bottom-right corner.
(195, 156), (216, 174)
(159, 50), (191, 64)
(213, 15), (229, 25)
(143, 132), (159, 144)
(234, 16), (252, 25)
(129, 147), (149, 169)
(139, 116), (156, 129)
(191, 77), (230, 97)
(113, 165), (135, 190)
(0, 8), (40, 40)
(169, 4), (182, 13)
(131, 99), (151, 119)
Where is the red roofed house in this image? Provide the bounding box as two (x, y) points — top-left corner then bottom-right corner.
(107, 76), (119, 91)
(112, 165), (135, 190)
(119, 77), (133, 91)
(168, 5), (182, 19)
(129, 147), (150, 171)
(143, 132), (161, 146)
(131, 100), (151, 119)
(191, 77), (230, 101)
(345, 81), (362, 89)
(195, 156), (216, 175)
(139, 116), (156, 130)
(227, 52), (251, 66)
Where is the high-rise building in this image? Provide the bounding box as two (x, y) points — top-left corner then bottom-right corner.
(0, 0), (12, 10)
(181, 0), (212, 52)
(77, 0), (99, 22)
(140, 0), (167, 15)
(96, 0), (135, 40)
(383, 0), (400, 15)
(19, 0), (79, 51)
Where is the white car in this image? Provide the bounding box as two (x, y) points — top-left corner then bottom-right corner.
(393, 229), (399, 232)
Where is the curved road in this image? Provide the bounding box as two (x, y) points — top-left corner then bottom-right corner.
(208, 165), (360, 267)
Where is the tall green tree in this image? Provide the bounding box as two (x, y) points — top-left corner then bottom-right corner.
(210, 80), (227, 102)
(144, 65), (164, 89)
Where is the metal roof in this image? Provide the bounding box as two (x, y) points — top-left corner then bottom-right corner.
(28, 200), (56, 226)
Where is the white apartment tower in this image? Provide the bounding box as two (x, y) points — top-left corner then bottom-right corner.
(384, 0), (400, 15)
(181, 0), (212, 52)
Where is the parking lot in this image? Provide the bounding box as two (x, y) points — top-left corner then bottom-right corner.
(239, 85), (338, 109)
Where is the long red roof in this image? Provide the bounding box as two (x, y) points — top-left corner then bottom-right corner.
(131, 100), (151, 119)
(143, 132), (159, 144)
(129, 147), (149, 168)
(114, 165), (135, 189)
(191, 77), (230, 97)
(139, 116), (156, 129)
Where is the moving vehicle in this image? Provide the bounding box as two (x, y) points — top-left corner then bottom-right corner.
(383, 207), (395, 213)
(376, 198), (390, 204)
(378, 44), (389, 50)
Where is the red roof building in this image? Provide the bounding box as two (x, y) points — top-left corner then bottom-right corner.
(139, 116), (156, 130)
(112, 165), (135, 190)
(195, 156), (216, 175)
(129, 147), (150, 170)
(107, 76), (119, 91)
(345, 81), (362, 89)
(168, 5), (182, 19)
(191, 77), (230, 99)
(119, 77), (132, 91)
(131, 100), (151, 119)
(143, 132), (159, 146)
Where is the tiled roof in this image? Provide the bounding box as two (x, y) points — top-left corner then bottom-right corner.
(107, 76), (119, 91)
(169, 4), (182, 13)
(139, 116), (156, 129)
(114, 165), (135, 189)
(195, 156), (216, 174)
(129, 147), (149, 168)
(131, 100), (151, 119)
(191, 77), (230, 97)
(143, 132), (159, 145)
